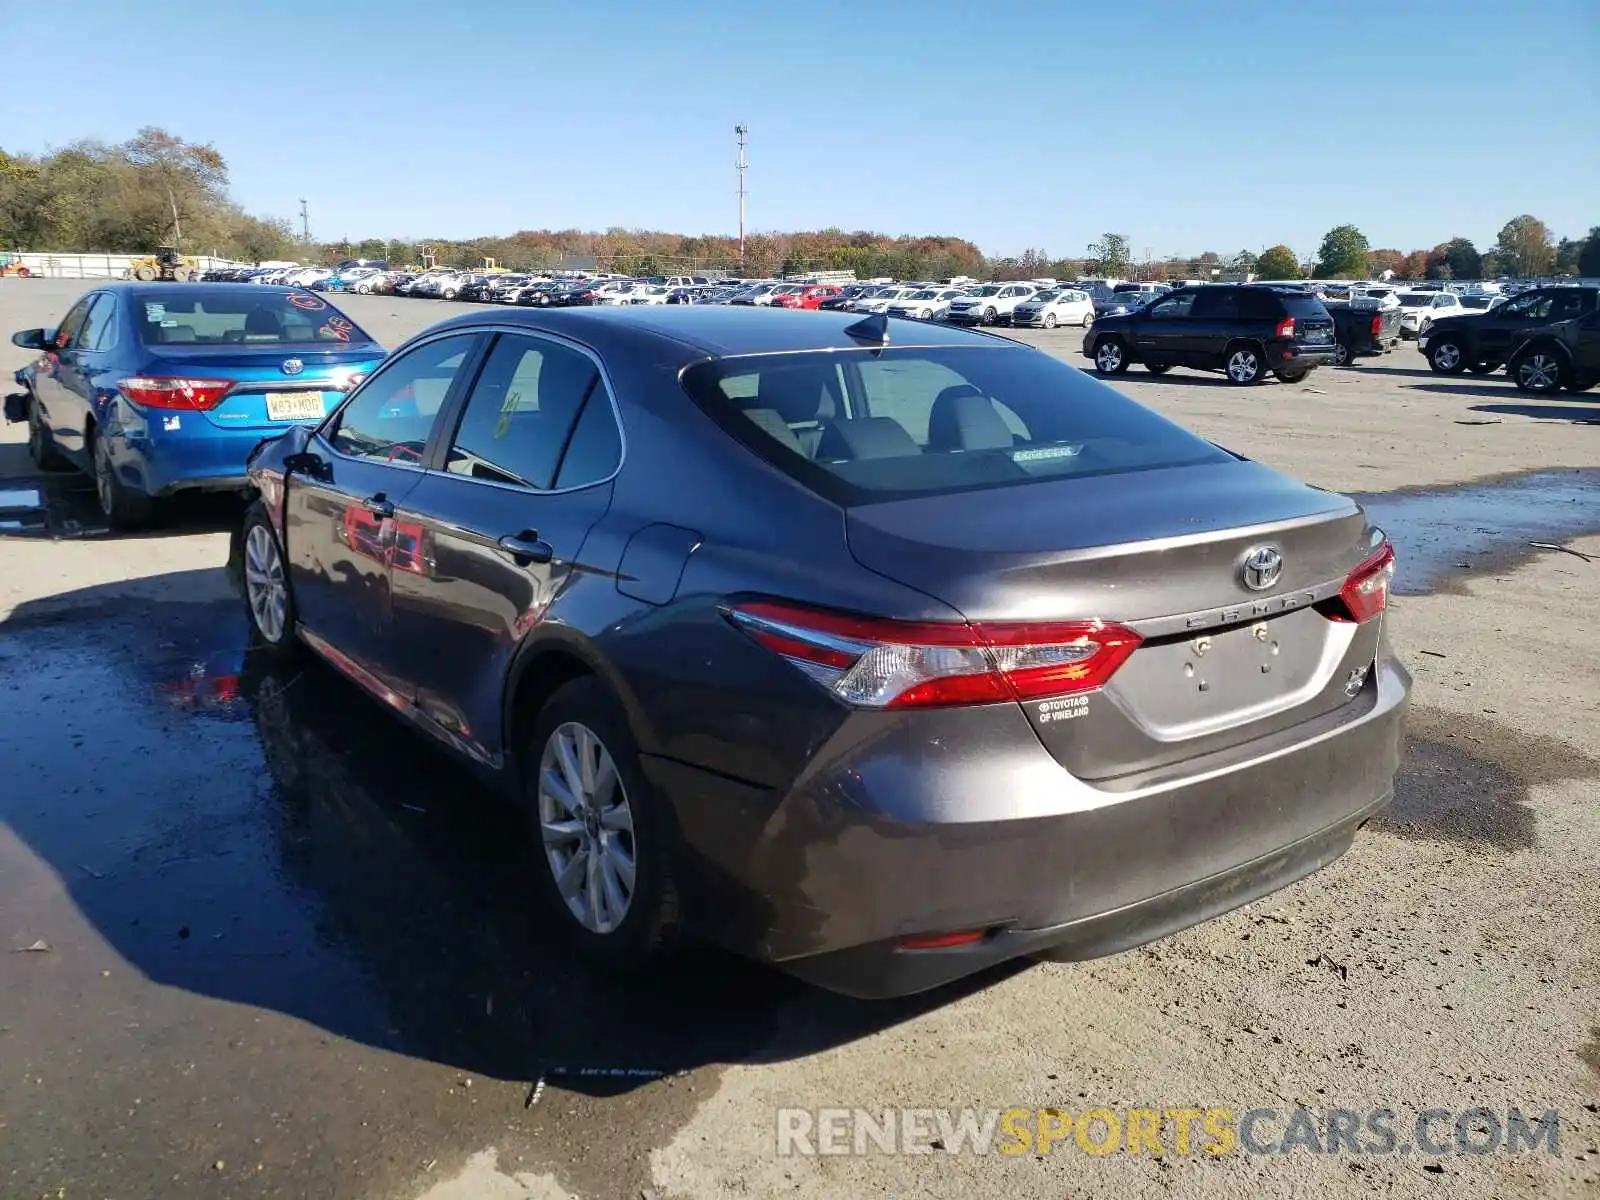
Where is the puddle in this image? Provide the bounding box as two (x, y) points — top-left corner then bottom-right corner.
(1353, 469), (1600, 594)
(0, 486), (43, 510)
(1378, 706), (1600, 851)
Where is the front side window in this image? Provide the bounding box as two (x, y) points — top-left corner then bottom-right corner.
(1500, 293), (1552, 320)
(683, 346), (1229, 505)
(327, 333), (477, 465)
(1191, 289), (1239, 320)
(78, 294), (118, 351)
(54, 296), (94, 349)
(1148, 293), (1196, 319)
(442, 334), (608, 490)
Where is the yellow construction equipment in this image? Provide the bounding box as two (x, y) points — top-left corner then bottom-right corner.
(127, 247), (199, 282)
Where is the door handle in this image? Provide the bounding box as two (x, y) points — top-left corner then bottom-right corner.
(363, 492), (394, 518)
(498, 531), (554, 565)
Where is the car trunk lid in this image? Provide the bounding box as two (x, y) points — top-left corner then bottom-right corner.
(140, 343), (382, 430)
(844, 459), (1385, 779)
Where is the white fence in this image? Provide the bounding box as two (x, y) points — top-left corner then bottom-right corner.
(6, 252), (243, 279)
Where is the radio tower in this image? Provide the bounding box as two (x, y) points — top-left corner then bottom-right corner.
(298, 198), (311, 243)
(734, 125), (748, 268)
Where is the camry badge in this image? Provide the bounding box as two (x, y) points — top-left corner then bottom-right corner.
(1241, 545), (1284, 592)
(281, 358), (304, 376)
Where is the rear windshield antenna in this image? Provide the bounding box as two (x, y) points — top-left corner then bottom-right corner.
(844, 312), (890, 344)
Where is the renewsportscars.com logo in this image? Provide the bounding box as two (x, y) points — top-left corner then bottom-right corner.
(775, 1106), (1563, 1158)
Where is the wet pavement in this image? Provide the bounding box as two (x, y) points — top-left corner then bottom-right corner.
(1355, 467), (1600, 594)
(0, 593), (1005, 1199)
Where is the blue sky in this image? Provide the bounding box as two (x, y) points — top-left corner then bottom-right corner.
(6, 1), (1597, 258)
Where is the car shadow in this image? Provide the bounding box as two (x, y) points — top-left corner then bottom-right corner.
(0, 573), (1028, 1098)
(1349, 362), (1434, 379)
(0, 467), (242, 540)
(1469, 401), (1600, 423)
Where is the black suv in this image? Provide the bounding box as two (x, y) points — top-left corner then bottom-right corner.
(1421, 287), (1599, 378)
(1084, 285), (1337, 384)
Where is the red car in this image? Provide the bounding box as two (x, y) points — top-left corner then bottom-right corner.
(772, 284), (843, 310)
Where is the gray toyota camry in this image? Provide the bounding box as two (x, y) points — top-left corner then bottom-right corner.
(233, 305), (1409, 998)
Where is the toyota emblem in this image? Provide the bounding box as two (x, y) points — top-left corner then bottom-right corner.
(1240, 545), (1284, 591)
(281, 358), (304, 376)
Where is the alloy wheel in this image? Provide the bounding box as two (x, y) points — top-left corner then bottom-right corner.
(1095, 341), (1123, 372)
(537, 721), (637, 935)
(1518, 353), (1562, 393)
(94, 440), (115, 515)
(1082, 311), (1095, 327)
(1227, 349), (1260, 383)
(244, 524), (288, 643)
(1044, 312), (1057, 329)
(1432, 342), (1462, 372)
(1334, 341), (1349, 366)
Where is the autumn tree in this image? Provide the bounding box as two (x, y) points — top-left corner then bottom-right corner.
(1573, 228), (1599, 276)
(1366, 249), (1404, 278)
(1315, 224), (1370, 278)
(1085, 232), (1131, 275)
(120, 126), (228, 251)
(1400, 250), (1429, 278)
(1492, 215), (1555, 277)
(1257, 244), (1301, 279)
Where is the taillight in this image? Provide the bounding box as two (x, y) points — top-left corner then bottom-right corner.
(117, 377), (234, 410)
(1275, 316), (1296, 339)
(724, 601), (1142, 709)
(1324, 544), (1395, 623)
(1370, 315), (1383, 335)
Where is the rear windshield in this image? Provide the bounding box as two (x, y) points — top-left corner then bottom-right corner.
(1399, 293), (1432, 306)
(1278, 292), (1333, 319)
(681, 346), (1230, 505)
(133, 289), (373, 346)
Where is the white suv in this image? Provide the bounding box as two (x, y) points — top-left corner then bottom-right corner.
(886, 287), (968, 321)
(945, 283), (1038, 326)
(1397, 291), (1465, 338)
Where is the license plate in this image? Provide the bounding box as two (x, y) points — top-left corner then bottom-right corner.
(265, 391), (327, 422)
(1303, 327), (1332, 344)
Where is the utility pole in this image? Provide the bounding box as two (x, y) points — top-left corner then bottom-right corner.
(298, 198), (310, 244)
(734, 124), (748, 269)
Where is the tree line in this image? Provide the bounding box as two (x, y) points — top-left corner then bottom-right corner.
(3, 129), (1595, 283)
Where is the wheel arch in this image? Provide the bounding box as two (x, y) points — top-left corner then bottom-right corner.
(502, 630), (655, 787)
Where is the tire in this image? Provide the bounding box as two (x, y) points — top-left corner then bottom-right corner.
(1467, 362), (1500, 375)
(1276, 367), (1310, 383)
(26, 396), (70, 471)
(1043, 312), (1057, 329)
(91, 428), (154, 530)
(1419, 318), (1432, 336)
(1224, 343), (1264, 385)
(919, 309), (932, 319)
(133, 265), (157, 282)
(1082, 310), (1095, 328)
(1510, 346), (1567, 395)
(522, 677), (681, 971)
(1333, 339), (1352, 367)
(442, 288), (458, 301)
(1428, 337), (1467, 374)
(241, 504), (297, 657)
(1145, 363), (1171, 374)
(982, 306), (997, 325)
(1093, 336), (1129, 375)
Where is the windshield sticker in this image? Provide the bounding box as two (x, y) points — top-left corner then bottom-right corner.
(1012, 444), (1082, 463)
(319, 321), (351, 342)
(143, 302), (166, 321)
(288, 293), (327, 310)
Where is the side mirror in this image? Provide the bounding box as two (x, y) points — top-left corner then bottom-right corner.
(283, 449), (327, 479)
(11, 328), (48, 351)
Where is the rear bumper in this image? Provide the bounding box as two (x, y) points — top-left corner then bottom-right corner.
(108, 418), (297, 497)
(650, 654), (1410, 998)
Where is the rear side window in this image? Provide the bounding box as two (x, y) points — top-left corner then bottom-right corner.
(682, 346), (1229, 505)
(1236, 290), (1283, 321)
(133, 288), (374, 346)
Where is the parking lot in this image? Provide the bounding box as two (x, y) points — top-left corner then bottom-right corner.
(2, 278), (1597, 1200)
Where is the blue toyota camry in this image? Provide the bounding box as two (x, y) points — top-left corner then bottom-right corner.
(12, 283), (385, 527)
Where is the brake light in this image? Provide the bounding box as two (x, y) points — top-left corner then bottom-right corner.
(117, 377), (234, 410)
(725, 601), (1142, 709)
(1325, 544), (1395, 623)
(1371, 315), (1384, 336)
(1275, 316), (1296, 339)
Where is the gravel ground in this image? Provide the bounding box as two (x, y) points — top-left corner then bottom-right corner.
(1, 278), (1596, 1200)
